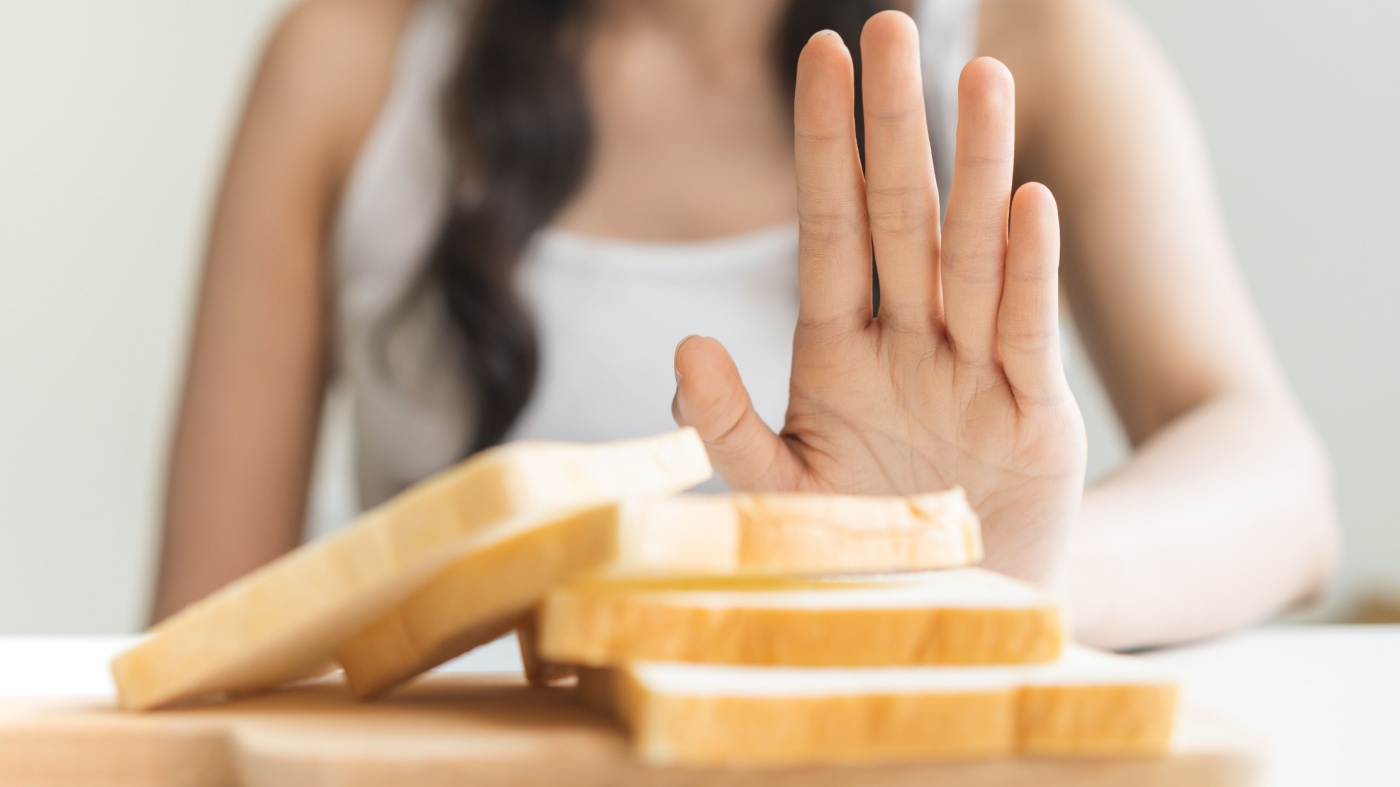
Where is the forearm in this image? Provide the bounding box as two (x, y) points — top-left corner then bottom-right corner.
(152, 393), (320, 623)
(149, 1), (372, 623)
(1067, 392), (1338, 650)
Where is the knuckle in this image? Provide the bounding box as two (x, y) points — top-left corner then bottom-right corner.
(942, 255), (1004, 292)
(865, 182), (936, 234)
(941, 214), (1005, 243)
(954, 146), (1014, 172)
(999, 317), (1055, 353)
(795, 125), (851, 152)
(879, 313), (935, 345)
(863, 100), (926, 126)
(798, 200), (866, 243)
(795, 315), (862, 345)
(1002, 331), (1055, 355)
(1007, 264), (1057, 287)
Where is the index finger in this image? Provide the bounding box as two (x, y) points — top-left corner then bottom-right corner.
(795, 31), (872, 329)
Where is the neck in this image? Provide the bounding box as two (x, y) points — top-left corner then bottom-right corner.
(594, 0), (789, 65)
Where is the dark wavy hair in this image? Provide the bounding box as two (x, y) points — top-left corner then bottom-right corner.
(429, 0), (902, 454)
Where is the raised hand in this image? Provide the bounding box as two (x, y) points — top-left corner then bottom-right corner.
(672, 12), (1087, 586)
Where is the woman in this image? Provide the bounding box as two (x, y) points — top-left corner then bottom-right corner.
(153, 0), (1337, 649)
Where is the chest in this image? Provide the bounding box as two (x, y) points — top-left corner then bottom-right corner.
(552, 26), (798, 240)
(506, 226), (801, 456)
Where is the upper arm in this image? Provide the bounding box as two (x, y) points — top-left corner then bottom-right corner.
(186, 0), (411, 390)
(979, 0), (1291, 444)
(156, 0), (414, 618)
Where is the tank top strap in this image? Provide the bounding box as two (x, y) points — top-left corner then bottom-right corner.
(330, 0), (478, 509)
(330, 0), (465, 295)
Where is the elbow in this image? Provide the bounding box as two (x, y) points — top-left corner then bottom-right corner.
(1253, 389), (1340, 606)
(1222, 385), (1340, 609)
(1292, 413), (1340, 604)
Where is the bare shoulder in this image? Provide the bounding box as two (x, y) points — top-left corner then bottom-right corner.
(974, 0), (1183, 155)
(976, 0), (1142, 66)
(247, 0), (420, 183)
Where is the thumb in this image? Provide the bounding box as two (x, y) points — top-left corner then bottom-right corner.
(671, 335), (799, 491)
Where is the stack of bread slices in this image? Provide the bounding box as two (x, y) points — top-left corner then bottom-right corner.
(112, 428), (1176, 767)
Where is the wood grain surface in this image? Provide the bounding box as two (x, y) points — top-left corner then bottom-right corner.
(0, 673), (1263, 787)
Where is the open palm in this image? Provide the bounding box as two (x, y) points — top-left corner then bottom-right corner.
(672, 12), (1087, 586)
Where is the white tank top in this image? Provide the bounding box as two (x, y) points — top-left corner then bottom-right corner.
(328, 0), (981, 511)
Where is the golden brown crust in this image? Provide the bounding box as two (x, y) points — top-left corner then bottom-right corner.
(541, 577), (1063, 668)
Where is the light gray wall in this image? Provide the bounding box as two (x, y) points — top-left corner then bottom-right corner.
(0, 1), (289, 632)
(1118, 0), (1400, 614)
(0, 0), (1394, 632)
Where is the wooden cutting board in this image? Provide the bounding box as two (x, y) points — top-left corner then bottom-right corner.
(0, 673), (1263, 787)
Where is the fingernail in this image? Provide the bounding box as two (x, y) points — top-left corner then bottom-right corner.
(674, 335), (699, 383)
(809, 29), (839, 43)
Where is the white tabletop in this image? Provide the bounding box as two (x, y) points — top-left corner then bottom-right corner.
(1, 626), (1395, 787)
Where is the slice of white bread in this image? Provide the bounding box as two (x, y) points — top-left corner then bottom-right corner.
(606, 490), (982, 574)
(339, 490), (984, 698)
(539, 568), (1061, 668)
(516, 609), (577, 687)
(111, 429), (711, 711)
(598, 646), (1177, 766)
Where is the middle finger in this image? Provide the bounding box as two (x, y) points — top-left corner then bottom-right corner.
(860, 11), (943, 331)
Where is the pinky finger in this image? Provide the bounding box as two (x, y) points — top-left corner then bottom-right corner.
(998, 183), (1066, 405)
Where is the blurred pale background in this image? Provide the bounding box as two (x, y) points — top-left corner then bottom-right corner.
(0, 0), (1395, 633)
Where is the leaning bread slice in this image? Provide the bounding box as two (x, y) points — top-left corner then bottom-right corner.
(540, 568), (1062, 668)
(111, 429), (711, 711)
(606, 646), (1177, 766)
(339, 489), (983, 698)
